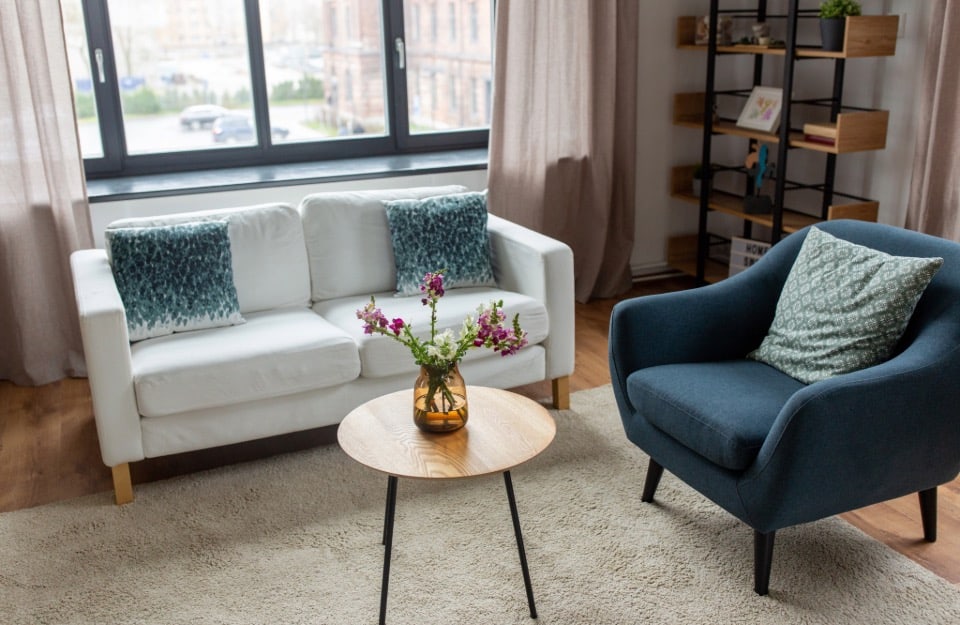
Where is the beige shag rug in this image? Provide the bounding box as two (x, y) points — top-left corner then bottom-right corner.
(2, 386), (958, 624)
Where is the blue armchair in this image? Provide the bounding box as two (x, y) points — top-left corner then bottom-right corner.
(609, 220), (960, 595)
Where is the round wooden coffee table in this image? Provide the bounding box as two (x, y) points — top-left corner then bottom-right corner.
(338, 386), (556, 625)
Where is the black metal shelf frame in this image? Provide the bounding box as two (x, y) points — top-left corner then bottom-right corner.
(695, 0), (851, 283)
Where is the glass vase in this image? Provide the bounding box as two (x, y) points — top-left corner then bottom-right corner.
(413, 363), (468, 433)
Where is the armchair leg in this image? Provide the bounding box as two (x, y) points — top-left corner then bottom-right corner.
(551, 376), (570, 410)
(641, 458), (664, 503)
(754, 530), (776, 596)
(111, 463), (134, 505)
(919, 487), (937, 542)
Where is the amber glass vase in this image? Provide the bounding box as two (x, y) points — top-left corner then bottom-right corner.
(413, 363), (468, 433)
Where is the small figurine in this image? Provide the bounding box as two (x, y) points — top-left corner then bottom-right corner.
(744, 144), (775, 214)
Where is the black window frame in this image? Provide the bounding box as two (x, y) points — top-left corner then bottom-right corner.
(76, 0), (491, 180)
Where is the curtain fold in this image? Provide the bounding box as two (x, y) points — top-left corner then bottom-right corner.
(0, 0), (94, 385)
(904, 0), (960, 239)
(487, 0), (638, 302)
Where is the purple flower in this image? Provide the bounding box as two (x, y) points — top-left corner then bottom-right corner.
(420, 270), (445, 301)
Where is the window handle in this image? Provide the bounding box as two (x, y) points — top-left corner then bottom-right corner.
(94, 48), (106, 83)
(394, 37), (405, 69)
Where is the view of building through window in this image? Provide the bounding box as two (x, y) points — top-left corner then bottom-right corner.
(404, 0), (493, 133)
(60, 0), (492, 164)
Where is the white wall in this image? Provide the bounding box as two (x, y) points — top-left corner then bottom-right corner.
(90, 0), (931, 274)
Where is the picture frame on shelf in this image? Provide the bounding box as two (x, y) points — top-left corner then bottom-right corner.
(736, 86), (783, 133)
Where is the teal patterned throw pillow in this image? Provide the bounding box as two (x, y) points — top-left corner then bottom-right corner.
(749, 226), (943, 384)
(105, 221), (244, 341)
(384, 191), (497, 295)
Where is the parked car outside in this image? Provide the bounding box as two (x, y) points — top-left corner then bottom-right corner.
(179, 105), (228, 130)
(211, 114), (290, 143)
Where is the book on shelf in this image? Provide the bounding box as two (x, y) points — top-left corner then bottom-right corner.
(802, 122), (837, 146)
(802, 134), (836, 146)
(802, 122), (837, 138)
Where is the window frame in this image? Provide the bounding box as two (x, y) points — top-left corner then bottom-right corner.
(76, 0), (491, 180)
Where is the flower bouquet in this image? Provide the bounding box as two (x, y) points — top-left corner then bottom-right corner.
(357, 270), (527, 432)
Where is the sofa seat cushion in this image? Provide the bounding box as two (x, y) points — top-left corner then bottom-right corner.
(626, 360), (805, 471)
(314, 287), (549, 379)
(131, 307), (361, 417)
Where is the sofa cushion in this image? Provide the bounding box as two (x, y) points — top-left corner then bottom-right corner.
(105, 221), (245, 341)
(130, 307), (361, 417)
(626, 360), (805, 471)
(749, 226), (943, 384)
(298, 186), (468, 301)
(314, 287), (549, 379)
(384, 191), (497, 295)
(107, 203), (310, 315)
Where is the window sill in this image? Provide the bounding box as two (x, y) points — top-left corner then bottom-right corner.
(86, 149), (488, 203)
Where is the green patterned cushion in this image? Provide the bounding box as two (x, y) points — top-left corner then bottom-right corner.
(749, 226), (943, 384)
(384, 191), (496, 295)
(105, 221), (244, 341)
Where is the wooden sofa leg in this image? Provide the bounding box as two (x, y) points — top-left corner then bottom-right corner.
(551, 376), (570, 410)
(111, 463), (134, 505)
(919, 487), (937, 542)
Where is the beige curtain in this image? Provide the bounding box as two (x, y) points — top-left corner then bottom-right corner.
(904, 0), (960, 239)
(0, 0), (93, 385)
(486, 0), (638, 303)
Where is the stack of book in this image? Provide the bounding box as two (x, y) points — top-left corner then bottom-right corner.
(802, 122), (837, 147)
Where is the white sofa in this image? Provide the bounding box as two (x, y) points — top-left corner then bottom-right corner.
(70, 186), (575, 504)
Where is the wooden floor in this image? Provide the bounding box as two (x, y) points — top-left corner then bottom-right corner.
(1, 275), (958, 586)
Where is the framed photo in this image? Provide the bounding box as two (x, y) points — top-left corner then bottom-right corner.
(736, 86), (783, 133)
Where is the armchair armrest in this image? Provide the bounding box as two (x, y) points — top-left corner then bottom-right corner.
(70, 250), (144, 467)
(487, 214), (575, 380)
(742, 334), (960, 532)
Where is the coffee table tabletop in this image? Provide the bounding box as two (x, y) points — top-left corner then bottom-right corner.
(337, 386), (556, 480)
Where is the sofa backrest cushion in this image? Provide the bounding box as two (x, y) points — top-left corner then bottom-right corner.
(106, 203), (310, 314)
(298, 185), (468, 301)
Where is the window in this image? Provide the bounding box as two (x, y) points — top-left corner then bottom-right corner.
(62, 0), (493, 179)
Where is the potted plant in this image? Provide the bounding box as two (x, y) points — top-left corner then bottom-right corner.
(819, 0), (861, 51)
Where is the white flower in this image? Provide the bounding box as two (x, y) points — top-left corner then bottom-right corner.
(459, 315), (476, 341)
(427, 329), (457, 359)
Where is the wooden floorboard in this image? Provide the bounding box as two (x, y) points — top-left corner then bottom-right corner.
(1, 273), (958, 586)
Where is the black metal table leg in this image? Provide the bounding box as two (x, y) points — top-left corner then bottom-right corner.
(504, 470), (537, 619)
(380, 475), (398, 625)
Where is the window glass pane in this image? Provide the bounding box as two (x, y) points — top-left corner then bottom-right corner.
(404, 0), (492, 134)
(107, 0), (258, 154)
(260, 0), (388, 143)
(61, 0), (104, 158)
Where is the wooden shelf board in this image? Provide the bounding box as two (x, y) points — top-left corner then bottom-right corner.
(676, 16), (898, 58)
(666, 234), (728, 284)
(676, 118), (886, 155)
(672, 189), (819, 233)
